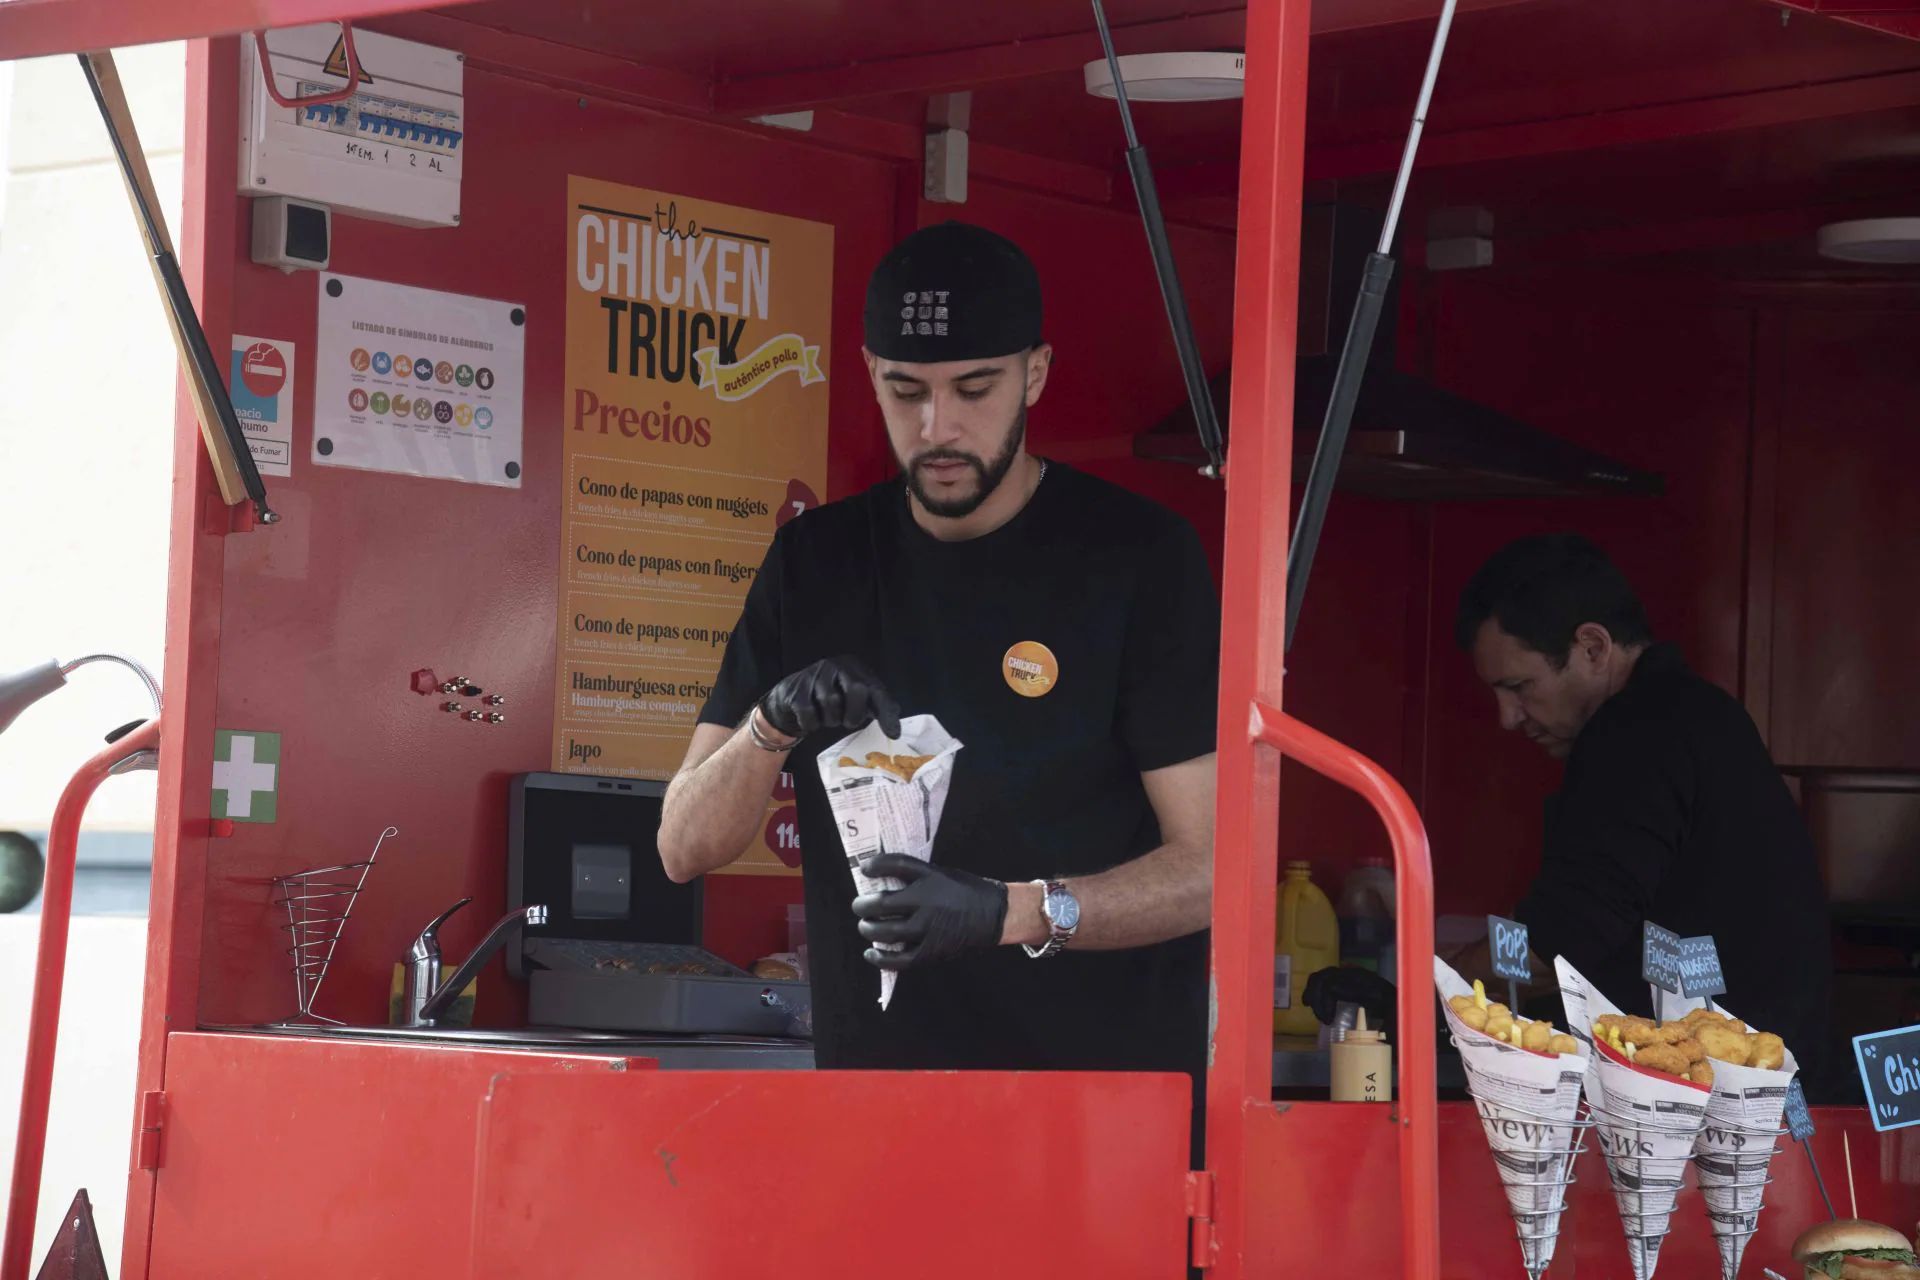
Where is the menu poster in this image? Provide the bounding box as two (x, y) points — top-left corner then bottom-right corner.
(552, 175), (832, 876)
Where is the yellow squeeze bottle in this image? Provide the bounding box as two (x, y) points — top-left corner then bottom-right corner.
(1274, 860), (1340, 1035)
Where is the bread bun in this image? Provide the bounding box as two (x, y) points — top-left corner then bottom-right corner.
(751, 955), (802, 981)
(1793, 1221), (1914, 1261)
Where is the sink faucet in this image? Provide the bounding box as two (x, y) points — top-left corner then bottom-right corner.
(404, 899), (548, 1027)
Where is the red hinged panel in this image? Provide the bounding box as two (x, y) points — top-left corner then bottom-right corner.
(144, 1032), (644, 1279)
(469, 1071), (1191, 1279)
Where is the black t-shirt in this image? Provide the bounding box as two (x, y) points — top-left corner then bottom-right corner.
(1516, 643), (1834, 1082)
(698, 462), (1220, 1086)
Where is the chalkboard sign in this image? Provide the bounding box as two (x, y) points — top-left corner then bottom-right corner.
(1677, 935), (1727, 999)
(1487, 915), (1531, 982)
(1854, 1024), (1920, 1134)
(1642, 921), (1684, 993)
(1784, 1079), (1815, 1142)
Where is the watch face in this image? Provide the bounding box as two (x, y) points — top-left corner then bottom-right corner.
(1050, 889), (1080, 932)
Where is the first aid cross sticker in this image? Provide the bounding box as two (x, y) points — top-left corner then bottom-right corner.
(213, 730), (281, 823)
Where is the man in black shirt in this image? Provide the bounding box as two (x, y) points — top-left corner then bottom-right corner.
(1453, 534), (1832, 1080)
(657, 222), (1219, 1126)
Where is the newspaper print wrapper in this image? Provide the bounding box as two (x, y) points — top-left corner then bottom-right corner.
(816, 715), (962, 1011)
(1654, 994), (1799, 1280)
(1434, 957), (1589, 1280)
(1556, 957), (1712, 1280)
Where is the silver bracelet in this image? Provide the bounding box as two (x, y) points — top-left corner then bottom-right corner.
(746, 706), (798, 754)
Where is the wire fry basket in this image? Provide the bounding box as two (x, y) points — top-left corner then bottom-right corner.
(270, 825), (396, 1023)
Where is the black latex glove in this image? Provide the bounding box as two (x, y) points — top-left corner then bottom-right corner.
(850, 853), (1008, 970)
(758, 656), (902, 741)
(1303, 965), (1399, 1038)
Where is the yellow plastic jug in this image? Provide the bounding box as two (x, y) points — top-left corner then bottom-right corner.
(1274, 860), (1340, 1035)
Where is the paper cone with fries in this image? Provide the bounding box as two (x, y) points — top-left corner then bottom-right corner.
(817, 714), (962, 1010)
(1435, 957), (1591, 1280)
(1557, 958), (1713, 1280)
(1658, 998), (1798, 1280)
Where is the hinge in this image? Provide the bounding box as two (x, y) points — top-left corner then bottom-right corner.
(1185, 1169), (1217, 1270)
(136, 1091), (165, 1170)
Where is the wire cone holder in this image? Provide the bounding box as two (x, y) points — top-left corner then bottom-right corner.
(1695, 1109), (1790, 1279)
(1455, 1036), (1598, 1280)
(1586, 1090), (1710, 1280)
(270, 825), (396, 1023)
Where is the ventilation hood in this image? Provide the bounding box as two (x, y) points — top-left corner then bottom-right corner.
(1134, 205), (1664, 501)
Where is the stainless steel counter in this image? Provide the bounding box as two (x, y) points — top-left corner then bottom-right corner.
(211, 1022), (816, 1070)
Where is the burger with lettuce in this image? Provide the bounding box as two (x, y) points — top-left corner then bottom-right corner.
(1792, 1220), (1920, 1279)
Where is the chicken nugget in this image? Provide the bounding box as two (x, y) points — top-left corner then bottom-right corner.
(1685, 1006), (1746, 1033)
(1689, 1061), (1715, 1089)
(1485, 1002), (1511, 1021)
(1448, 994), (1475, 1015)
(1748, 1032), (1786, 1072)
(1485, 1014), (1515, 1042)
(1460, 1005), (1490, 1031)
(1676, 1036), (1708, 1064)
(862, 752), (934, 781)
(837, 756), (860, 768)
(891, 753), (934, 778)
(1694, 1021), (1752, 1067)
(1522, 1020), (1553, 1052)
(1633, 1042), (1692, 1077)
(1548, 1034), (1579, 1057)
(1620, 1017), (1681, 1048)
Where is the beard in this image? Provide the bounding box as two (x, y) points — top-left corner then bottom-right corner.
(898, 400), (1028, 519)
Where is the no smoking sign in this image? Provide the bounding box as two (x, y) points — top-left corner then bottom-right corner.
(240, 341), (287, 398)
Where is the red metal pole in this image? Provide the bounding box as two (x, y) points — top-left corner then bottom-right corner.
(1204, 0), (1311, 1274)
(1250, 703), (1440, 1280)
(2, 718), (162, 1280)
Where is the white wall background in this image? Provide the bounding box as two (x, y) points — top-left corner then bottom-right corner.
(0, 43), (184, 831)
(0, 41), (186, 1272)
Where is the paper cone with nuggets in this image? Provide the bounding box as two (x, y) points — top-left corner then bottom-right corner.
(1556, 959), (1712, 1280)
(817, 714), (962, 1010)
(1435, 957), (1591, 1280)
(1661, 999), (1798, 1280)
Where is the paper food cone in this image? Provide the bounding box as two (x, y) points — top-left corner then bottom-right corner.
(817, 715), (962, 1010)
(1556, 959), (1712, 1280)
(1434, 958), (1589, 1280)
(1669, 999), (1801, 1280)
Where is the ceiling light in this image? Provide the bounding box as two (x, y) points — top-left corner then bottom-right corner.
(1083, 51), (1245, 103)
(1816, 218), (1920, 264)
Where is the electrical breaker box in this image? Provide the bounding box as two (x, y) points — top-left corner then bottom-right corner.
(238, 25), (464, 228)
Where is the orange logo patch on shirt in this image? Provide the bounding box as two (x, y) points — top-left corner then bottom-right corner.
(1003, 641), (1059, 698)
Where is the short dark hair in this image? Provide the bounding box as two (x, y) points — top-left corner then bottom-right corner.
(1454, 533), (1654, 663)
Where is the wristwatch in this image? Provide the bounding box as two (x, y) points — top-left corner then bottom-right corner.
(1022, 879), (1080, 959)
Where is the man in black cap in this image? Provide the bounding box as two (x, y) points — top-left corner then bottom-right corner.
(659, 222), (1220, 1129)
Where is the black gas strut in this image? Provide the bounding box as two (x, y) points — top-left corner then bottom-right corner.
(1089, 0), (1459, 650)
(1283, 0), (1457, 652)
(1091, 0), (1226, 478)
(79, 51), (278, 525)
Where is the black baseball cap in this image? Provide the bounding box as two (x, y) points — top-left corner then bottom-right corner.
(863, 221), (1043, 364)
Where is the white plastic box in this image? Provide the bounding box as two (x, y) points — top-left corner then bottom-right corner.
(238, 24), (464, 227)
